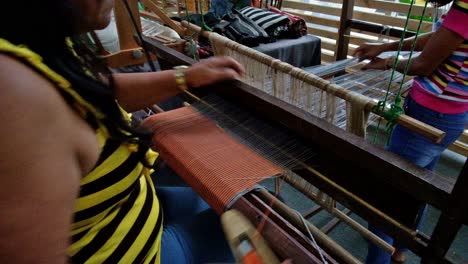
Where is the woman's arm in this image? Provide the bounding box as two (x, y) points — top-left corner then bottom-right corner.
(364, 27), (464, 76)
(381, 32), (433, 52)
(113, 56), (245, 112)
(353, 32), (433, 61)
(0, 55), (91, 263)
(392, 27), (464, 76)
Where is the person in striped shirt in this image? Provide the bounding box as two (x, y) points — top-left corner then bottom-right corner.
(0, 0), (245, 263)
(354, 0), (467, 263)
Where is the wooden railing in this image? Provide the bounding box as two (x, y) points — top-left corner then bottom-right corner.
(282, 0), (437, 62)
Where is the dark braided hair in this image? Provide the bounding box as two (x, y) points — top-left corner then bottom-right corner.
(0, 0), (151, 147)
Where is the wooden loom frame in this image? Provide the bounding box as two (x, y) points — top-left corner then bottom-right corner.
(139, 36), (467, 264)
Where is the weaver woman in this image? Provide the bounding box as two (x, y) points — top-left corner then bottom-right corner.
(0, 0), (245, 263)
(354, 0), (468, 263)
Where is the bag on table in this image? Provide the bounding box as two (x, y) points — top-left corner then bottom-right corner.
(268, 7), (307, 38)
(213, 10), (274, 47)
(238, 6), (290, 38)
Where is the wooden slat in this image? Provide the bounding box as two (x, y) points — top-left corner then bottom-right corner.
(348, 35), (374, 46)
(346, 30), (399, 48)
(284, 9), (340, 27)
(283, 0), (435, 18)
(284, 0), (434, 61)
(307, 27), (339, 40)
(348, 45), (356, 55)
(299, 0), (377, 5)
(448, 141), (468, 157)
(350, 30), (399, 42)
(320, 39), (336, 51)
(282, 1), (341, 16)
(322, 54), (335, 63)
(353, 10), (433, 32)
(321, 50), (336, 63)
(459, 130), (468, 144)
(357, 0), (435, 18)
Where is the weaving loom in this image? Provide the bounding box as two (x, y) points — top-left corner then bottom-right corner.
(137, 34), (459, 263)
(108, 1), (468, 262)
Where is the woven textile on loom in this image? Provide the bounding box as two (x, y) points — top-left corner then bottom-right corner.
(142, 106), (282, 213)
(208, 32), (374, 138)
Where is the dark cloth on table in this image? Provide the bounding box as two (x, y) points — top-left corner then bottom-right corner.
(253, 34), (321, 68)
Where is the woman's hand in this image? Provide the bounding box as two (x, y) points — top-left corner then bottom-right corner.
(353, 43), (385, 61)
(185, 56), (245, 88)
(362, 56), (393, 70)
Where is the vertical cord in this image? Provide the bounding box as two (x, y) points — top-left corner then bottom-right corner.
(296, 211), (328, 264)
(379, 1), (429, 143)
(121, 0), (158, 72)
(396, 0), (429, 100)
(371, 0), (417, 144)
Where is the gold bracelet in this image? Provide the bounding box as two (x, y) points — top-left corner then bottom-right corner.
(173, 65), (190, 91)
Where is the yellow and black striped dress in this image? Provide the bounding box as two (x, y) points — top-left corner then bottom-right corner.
(0, 38), (163, 264)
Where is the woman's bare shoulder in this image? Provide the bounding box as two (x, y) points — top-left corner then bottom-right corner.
(0, 53), (67, 110)
(0, 53), (99, 172)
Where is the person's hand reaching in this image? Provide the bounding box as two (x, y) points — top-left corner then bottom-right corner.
(353, 43), (385, 61)
(362, 56), (393, 70)
(184, 56), (245, 88)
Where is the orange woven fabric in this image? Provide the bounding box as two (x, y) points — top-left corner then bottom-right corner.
(142, 106), (282, 213)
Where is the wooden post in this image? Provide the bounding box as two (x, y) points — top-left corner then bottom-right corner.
(114, 0), (141, 50)
(336, 0), (354, 61)
(101, 0), (157, 68)
(421, 160), (468, 263)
